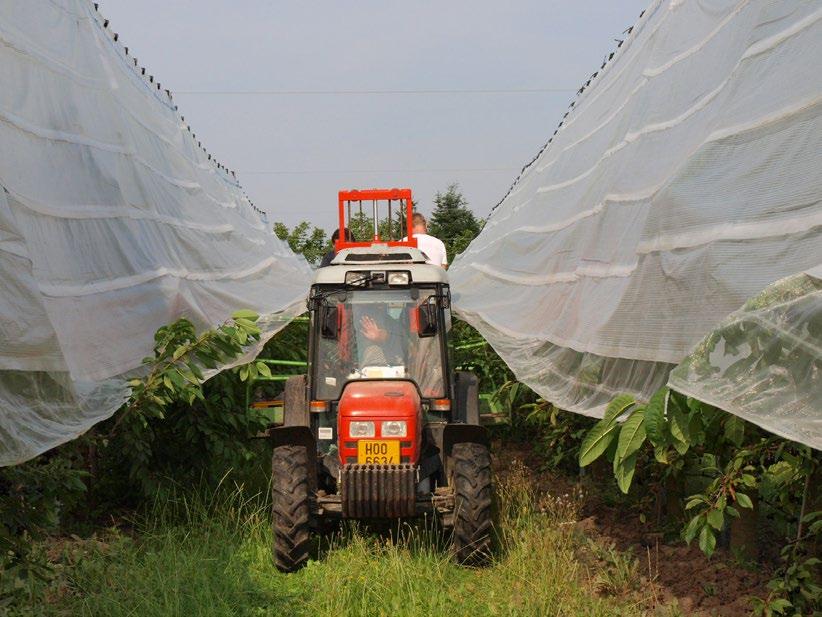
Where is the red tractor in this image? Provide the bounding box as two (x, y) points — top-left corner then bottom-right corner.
(270, 189), (492, 572)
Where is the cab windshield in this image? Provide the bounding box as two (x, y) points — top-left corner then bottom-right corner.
(314, 288), (446, 400)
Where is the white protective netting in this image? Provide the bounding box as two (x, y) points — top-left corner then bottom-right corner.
(0, 0), (312, 465)
(669, 267), (821, 449)
(450, 0), (822, 448)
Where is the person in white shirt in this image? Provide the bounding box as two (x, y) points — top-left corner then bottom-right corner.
(404, 213), (448, 268)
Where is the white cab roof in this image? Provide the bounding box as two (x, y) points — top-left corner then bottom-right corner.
(313, 246), (449, 285)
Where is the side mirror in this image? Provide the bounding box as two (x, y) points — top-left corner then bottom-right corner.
(321, 304), (339, 339)
(417, 303), (437, 338)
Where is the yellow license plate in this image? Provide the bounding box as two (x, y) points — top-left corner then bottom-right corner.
(357, 440), (400, 464)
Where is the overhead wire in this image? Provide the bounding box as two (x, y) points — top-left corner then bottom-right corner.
(240, 168), (520, 175)
(174, 88), (576, 96)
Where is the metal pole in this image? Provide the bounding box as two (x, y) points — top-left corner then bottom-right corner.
(372, 199), (378, 240)
(387, 199), (393, 240)
(400, 200), (404, 238)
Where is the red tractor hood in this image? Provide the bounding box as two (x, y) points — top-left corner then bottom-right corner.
(337, 380), (422, 465)
(338, 380), (420, 418)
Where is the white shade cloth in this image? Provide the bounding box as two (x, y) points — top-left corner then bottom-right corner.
(0, 0), (312, 465)
(451, 0), (821, 449)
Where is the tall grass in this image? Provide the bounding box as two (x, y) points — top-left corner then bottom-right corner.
(32, 467), (651, 617)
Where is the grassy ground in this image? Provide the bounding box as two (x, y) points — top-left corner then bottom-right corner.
(19, 467), (668, 617)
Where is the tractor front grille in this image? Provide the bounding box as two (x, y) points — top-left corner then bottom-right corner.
(340, 463), (418, 518)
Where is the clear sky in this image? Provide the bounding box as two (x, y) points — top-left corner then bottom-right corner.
(98, 1), (649, 230)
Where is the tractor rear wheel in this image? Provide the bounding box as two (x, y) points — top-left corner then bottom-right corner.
(272, 444), (311, 572)
(450, 442), (493, 566)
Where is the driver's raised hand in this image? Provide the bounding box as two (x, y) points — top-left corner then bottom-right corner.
(360, 315), (388, 342)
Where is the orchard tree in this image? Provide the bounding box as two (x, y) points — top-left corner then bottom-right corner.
(348, 210), (405, 242)
(273, 221), (328, 266)
(427, 184), (482, 263)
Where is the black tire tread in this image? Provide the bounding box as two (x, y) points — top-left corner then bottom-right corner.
(272, 444), (311, 572)
(451, 442), (493, 566)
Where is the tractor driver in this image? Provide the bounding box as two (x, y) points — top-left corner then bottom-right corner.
(356, 305), (405, 368)
(356, 301), (443, 397)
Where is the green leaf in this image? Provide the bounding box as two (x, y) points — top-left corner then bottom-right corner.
(672, 438), (689, 456)
(769, 599), (792, 613)
(723, 415), (745, 447)
(578, 418), (620, 467)
(653, 445), (669, 464)
(239, 366), (249, 382)
(801, 510), (822, 523)
(168, 370), (186, 388)
(616, 408), (646, 461)
(188, 362), (204, 381)
(685, 497), (706, 510)
(740, 473), (757, 487)
(232, 309), (259, 321)
(683, 515), (702, 543)
(698, 524), (717, 557)
(614, 452), (638, 494)
(603, 393), (637, 423)
(670, 406), (691, 455)
(256, 362), (272, 377)
(687, 397), (706, 413)
(235, 317), (259, 330)
(644, 388), (668, 447)
(707, 509), (724, 530)
(735, 492), (753, 509)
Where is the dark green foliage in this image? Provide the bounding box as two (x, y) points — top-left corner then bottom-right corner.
(0, 454), (88, 603)
(99, 311), (267, 499)
(427, 184), (482, 263)
(273, 221), (328, 266)
(516, 401), (595, 473)
(754, 509), (821, 616)
(93, 315), (310, 505)
(452, 318), (593, 470)
(451, 319), (513, 393)
(346, 210), (405, 243)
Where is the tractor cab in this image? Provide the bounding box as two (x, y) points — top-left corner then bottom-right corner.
(270, 189), (491, 572)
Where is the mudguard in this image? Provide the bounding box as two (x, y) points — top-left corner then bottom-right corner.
(453, 371), (480, 425)
(443, 423), (489, 456)
(283, 374), (309, 427)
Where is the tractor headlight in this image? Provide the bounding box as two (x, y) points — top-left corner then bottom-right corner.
(387, 271), (410, 286)
(381, 420), (407, 438)
(349, 421), (375, 438)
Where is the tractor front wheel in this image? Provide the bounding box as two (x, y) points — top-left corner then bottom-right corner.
(272, 444), (311, 572)
(450, 442), (493, 566)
